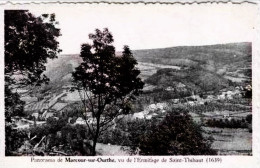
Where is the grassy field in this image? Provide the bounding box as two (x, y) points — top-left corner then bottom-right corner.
(203, 127), (252, 155)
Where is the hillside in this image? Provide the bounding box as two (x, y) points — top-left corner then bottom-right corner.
(22, 42), (251, 113)
(133, 42), (252, 84)
(132, 42), (251, 67)
(145, 67), (232, 94)
(42, 42), (251, 85)
(44, 54), (82, 84)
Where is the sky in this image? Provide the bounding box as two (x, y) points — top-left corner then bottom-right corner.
(29, 3), (258, 54)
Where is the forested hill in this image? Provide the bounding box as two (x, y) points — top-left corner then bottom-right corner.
(132, 42), (251, 67)
(133, 42), (252, 85)
(43, 42), (251, 87)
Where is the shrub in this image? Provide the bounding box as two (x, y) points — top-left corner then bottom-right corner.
(5, 124), (28, 155)
(98, 128), (130, 146)
(138, 109), (216, 155)
(60, 124), (91, 155)
(27, 117), (92, 155)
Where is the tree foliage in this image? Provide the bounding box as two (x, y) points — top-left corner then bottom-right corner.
(206, 118), (249, 129)
(72, 28), (144, 155)
(5, 10), (61, 120)
(138, 109), (217, 155)
(5, 10), (61, 86)
(5, 10), (61, 155)
(5, 85), (25, 122)
(5, 124), (28, 155)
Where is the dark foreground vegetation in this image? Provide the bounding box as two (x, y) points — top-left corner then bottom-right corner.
(7, 108), (217, 156)
(5, 10), (61, 155)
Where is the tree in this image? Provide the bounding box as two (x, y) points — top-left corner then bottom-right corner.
(5, 10), (61, 155)
(138, 108), (217, 155)
(72, 28), (144, 155)
(5, 10), (61, 86)
(5, 10), (61, 118)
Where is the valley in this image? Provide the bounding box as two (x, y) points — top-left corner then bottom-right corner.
(13, 42), (252, 156)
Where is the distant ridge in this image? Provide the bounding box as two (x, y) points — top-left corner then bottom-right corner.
(59, 42), (251, 57)
(44, 42), (251, 86)
(132, 42), (251, 52)
(131, 42), (251, 71)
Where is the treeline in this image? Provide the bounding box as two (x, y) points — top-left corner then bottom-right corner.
(205, 114), (252, 132)
(190, 101), (251, 113)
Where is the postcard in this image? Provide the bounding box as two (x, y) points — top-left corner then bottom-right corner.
(0, 0), (259, 168)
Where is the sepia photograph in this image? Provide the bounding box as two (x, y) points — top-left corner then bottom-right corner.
(2, 1), (257, 159)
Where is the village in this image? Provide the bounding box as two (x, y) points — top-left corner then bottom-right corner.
(12, 80), (252, 156)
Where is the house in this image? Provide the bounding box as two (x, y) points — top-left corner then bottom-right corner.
(41, 109), (56, 119)
(217, 95), (225, 100)
(176, 82), (186, 88)
(74, 117), (86, 125)
(45, 112), (54, 118)
(132, 112), (145, 119)
(31, 112), (39, 119)
(171, 99), (179, 104)
(187, 101), (195, 106)
(166, 86), (174, 91)
(207, 95), (215, 100)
